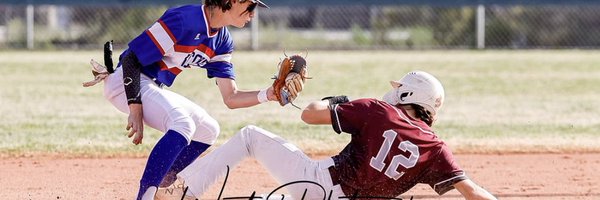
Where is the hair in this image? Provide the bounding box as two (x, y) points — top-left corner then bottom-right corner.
(204, 0), (233, 12)
(410, 104), (434, 127)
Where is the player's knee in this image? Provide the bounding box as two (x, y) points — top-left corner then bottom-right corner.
(239, 125), (276, 139)
(191, 115), (220, 145)
(167, 109), (197, 142)
(237, 125), (260, 150)
(240, 125), (259, 135)
(203, 116), (220, 140)
(237, 125), (285, 157)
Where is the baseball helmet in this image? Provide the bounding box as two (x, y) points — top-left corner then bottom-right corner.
(382, 71), (445, 115)
(252, 0), (269, 8)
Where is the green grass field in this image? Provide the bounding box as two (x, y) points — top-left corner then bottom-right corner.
(1, 50), (599, 157)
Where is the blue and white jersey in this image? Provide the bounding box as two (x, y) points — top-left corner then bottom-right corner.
(123, 4), (235, 87)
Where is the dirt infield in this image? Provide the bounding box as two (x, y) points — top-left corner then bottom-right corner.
(1, 153), (598, 200)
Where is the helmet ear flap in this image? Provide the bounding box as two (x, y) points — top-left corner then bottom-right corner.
(382, 88), (400, 105)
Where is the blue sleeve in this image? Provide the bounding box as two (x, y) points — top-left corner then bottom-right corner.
(205, 27), (235, 79)
(205, 62), (235, 79)
(128, 9), (184, 66)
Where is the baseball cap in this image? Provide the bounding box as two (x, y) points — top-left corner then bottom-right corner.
(383, 71), (445, 115)
(252, 0), (269, 8)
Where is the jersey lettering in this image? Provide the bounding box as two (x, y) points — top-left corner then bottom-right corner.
(369, 130), (420, 180)
(370, 130), (395, 172)
(181, 51), (209, 67)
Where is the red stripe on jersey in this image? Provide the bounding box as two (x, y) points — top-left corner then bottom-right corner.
(158, 20), (178, 43)
(146, 30), (165, 55)
(168, 67), (182, 75)
(159, 61), (182, 75)
(159, 61), (169, 70)
(175, 44), (216, 58)
(174, 45), (198, 53)
(198, 44), (215, 58)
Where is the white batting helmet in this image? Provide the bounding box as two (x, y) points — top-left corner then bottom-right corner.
(382, 71), (445, 115)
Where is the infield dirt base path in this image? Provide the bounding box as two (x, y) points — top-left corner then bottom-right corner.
(1, 153), (598, 200)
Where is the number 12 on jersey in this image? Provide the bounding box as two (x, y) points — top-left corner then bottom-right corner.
(369, 130), (420, 180)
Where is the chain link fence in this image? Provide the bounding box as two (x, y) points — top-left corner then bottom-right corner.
(0, 3), (599, 50)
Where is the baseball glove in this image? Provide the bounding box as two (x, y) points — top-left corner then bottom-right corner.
(272, 54), (308, 106)
(82, 41), (114, 87)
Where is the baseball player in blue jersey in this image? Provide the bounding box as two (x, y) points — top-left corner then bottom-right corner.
(83, 0), (299, 199)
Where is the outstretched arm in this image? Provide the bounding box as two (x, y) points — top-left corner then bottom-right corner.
(453, 179), (497, 200)
(301, 100), (331, 124)
(302, 96), (350, 125)
(216, 78), (276, 109)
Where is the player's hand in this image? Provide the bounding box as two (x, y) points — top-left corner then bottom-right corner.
(285, 72), (304, 99)
(126, 104), (144, 145)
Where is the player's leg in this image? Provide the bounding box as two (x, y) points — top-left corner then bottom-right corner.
(178, 125), (337, 199)
(138, 82), (222, 200)
(159, 141), (211, 187)
(239, 125), (338, 199)
(158, 90), (220, 187)
(136, 130), (188, 200)
(104, 68), (197, 200)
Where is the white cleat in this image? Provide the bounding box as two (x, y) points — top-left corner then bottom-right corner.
(155, 178), (197, 200)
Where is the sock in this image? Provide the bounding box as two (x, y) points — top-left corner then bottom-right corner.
(159, 141), (211, 187)
(136, 130), (188, 200)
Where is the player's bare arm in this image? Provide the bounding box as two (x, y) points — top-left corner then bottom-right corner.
(453, 179), (498, 200)
(216, 78), (276, 109)
(302, 95), (350, 124)
(301, 100), (331, 124)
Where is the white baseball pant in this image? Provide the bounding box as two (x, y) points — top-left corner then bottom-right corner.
(178, 125), (345, 200)
(103, 67), (220, 145)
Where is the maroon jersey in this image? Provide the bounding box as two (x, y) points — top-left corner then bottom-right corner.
(328, 98), (466, 198)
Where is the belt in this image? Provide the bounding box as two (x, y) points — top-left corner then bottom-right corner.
(140, 72), (165, 88)
(328, 166), (340, 186)
(150, 77), (165, 88)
